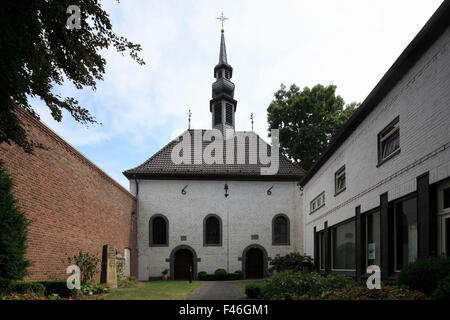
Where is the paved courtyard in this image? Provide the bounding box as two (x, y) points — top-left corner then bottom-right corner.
(186, 281), (247, 300)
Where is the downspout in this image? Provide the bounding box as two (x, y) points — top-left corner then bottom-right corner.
(134, 174), (139, 257)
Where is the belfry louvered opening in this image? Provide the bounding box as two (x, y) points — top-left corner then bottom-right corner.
(225, 103), (233, 125)
(214, 103), (222, 125)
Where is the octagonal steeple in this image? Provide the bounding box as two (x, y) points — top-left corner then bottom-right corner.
(210, 29), (237, 134)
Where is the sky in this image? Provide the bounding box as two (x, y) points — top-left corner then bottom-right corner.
(30, 0), (444, 189)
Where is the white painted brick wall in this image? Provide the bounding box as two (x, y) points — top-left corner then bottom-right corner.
(130, 179), (302, 280)
(303, 26), (450, 257)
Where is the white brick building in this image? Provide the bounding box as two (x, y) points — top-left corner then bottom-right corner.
(124, 29), (304, 281)
(300, 3), (450, 280)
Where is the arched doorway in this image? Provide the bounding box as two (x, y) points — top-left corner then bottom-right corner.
(174, 249), (193, 280)
(242, 244), (268, 279)
(169, 245), (198, 280)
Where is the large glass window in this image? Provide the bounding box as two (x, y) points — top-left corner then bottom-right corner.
(366, 210), (380, 268)
(395, 197), (417, 271)
(332, 219), (355, 270)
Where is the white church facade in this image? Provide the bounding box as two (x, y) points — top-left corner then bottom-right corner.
(124, 29), (305, 280)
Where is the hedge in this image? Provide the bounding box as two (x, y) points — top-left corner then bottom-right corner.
(398, 256), (450, 296)
(198, 270), (243, 281)
(9, 281), (45, 296)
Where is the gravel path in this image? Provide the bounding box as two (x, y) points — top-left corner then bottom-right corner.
(186, 281), (246, 300)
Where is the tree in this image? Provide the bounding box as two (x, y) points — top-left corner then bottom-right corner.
(0, 161), (30, 292)
(267, 84), (358, 171)
(0, 0), (145, 154)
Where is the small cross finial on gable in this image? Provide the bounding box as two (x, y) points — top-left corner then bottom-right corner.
(188, 109), (192, 129)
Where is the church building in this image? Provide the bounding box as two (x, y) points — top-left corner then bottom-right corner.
(123, 28), (305, 280)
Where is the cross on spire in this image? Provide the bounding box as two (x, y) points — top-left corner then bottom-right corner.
(216, 12), (228, 31)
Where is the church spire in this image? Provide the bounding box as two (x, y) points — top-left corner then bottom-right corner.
(210, 16), (237, 136)
(218, 31), (227, 65)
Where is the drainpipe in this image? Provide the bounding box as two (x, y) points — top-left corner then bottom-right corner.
(134, 174), (139, 258)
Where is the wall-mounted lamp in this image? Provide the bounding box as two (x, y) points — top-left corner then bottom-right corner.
(224, 184), (229, 197)
(267, 186), (273, 195)
(181, 185), (188, 195)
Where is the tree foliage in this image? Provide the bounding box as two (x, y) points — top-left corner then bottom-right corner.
(0, 0), (144, 153)
(0, 161), (30, 291)
(267, 84), (358, 171)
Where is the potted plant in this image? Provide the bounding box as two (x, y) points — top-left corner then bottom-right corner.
(161, 268), (169, 280)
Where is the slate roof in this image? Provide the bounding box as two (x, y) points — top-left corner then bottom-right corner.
(123, 130), (305, 181)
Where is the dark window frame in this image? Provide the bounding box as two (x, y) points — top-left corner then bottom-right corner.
(334, 165), (346, 196)
(318, 230), (325, 270)
(272, 213), (290, 245)
(377, 116), (400, 167)
(203, 214), (223, 247)
(149, 214), (169, 247)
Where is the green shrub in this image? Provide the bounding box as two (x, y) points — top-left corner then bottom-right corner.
(9, 281), (45, 296)
(0, 161), (30, 292)
(245, 283), (264, 299)
(214, 269), (227, 280)
(319, 285), (425, 300)
(39, 280), (78, 298)
(198, 270), (243, 281)
(270, 253), (313, 272)
(261, 271), (316, 299)
(233, 270), (244, 280)
(80, 282), (109, 295)
(118, 277), (139, 288)
(398, 256), (450, 296)
(432, 275), (450, 300)
(66, 251), (100, 285)
(259, 271), (354, 299)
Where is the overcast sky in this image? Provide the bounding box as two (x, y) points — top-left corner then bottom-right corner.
(30, 0), (443, 189)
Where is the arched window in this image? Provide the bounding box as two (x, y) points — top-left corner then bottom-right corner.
(203, 214), (222, 246)
(149, 215), (168, 246)
(272, 214), (290, 245)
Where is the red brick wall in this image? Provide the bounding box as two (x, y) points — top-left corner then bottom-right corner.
(0, 107), (137, 281)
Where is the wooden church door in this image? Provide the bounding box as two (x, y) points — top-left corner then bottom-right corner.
(174, 249), (194, 280)
(245, 247), (264, 279)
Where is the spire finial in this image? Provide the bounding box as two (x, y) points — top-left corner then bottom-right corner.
(188, 109), (192, 129)
(250, 113), (254, 131)
(216, 12), (228, 31)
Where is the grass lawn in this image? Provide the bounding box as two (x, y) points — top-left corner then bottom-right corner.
(105, 281), (203, 300)
(234, 280), (266, 296)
